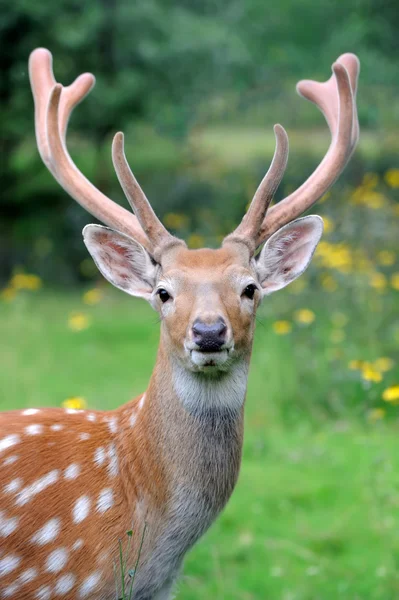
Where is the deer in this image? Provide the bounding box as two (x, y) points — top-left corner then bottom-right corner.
(0, 48), (359, 599)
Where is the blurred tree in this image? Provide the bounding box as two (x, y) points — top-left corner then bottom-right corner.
(0, 0), (398, 283)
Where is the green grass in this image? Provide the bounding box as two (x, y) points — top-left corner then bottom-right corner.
(192, 126), (399, 167)
(1, 286), (399, 599)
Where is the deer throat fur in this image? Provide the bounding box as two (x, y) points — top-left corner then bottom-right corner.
(126, 348), (246, 597)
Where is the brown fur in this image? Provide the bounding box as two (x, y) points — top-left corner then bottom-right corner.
(0, 247), (254, 599)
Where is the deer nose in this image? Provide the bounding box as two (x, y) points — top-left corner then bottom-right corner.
(192, 318), (227, 351)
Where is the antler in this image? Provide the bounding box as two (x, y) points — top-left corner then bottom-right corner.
(256, 53), (360, 246)
(223, 124), (289, 253)
(112, 133), (184, 260)
(30, 49), (359, 258)
(29, 48), (151, 250)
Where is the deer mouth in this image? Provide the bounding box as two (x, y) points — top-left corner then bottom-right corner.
(190, 348), (230, 369)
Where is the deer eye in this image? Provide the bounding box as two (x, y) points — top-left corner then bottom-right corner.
(242, 284), (258, 300)
(157, 288), (171, 303)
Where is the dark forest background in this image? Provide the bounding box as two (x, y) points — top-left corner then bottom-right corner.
(1, 0), (399, 283)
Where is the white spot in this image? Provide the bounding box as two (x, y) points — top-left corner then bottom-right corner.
(22, 408), (39, 416)
(78, 571), (101, 598)
(4, 478), (22, 494)
(94, 447), (106, 466)
(107, 444), (119, 478)
(0, 511), (18, 537)
(0, 435), (20, 454)
(138, 394), (145, 410)
(3, 583), (19, 597)
(20, 567), (38, 583)
(87, 413), (96, 422)
(129, 411), (137, 427)
(2, 455), (18, 466)
(73, 496), (91, 524)
(96, 488), (114, 513)
(106, 415), (118, 434)
(25, 424), (43, 436)
(66, 408), (81, 414)
(16, 470), (59, 506)
(72, 539), (83, 551)
(64, 464), (81, 480)
(0, 554), (20, 577)
(50, 424), (63, 432)
(31, 518), (61, 545)
(55, 573), (76, 595)
(45, 548), (68, 573)
(35, 585), (52, 600)
(79, 433), (90, 441)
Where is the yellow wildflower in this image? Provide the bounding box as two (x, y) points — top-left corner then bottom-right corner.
(62, 396), (87, 410)
(391, 273), (399, 291)
(373, 358), (394, 373)
(316, 241), (353, 273)
(1, 287), (17, 302)
(377, 250), (395, 267)
(163, 213), (189, 230)
(187, 233), (205, 249)
(319, 191), (331, 204)
(369, 272), (387, 291)
(385, 169), (399, 189)
(68, 312), (91, 332)
(273, 320), (292, 335)
(330, 329), (345, 343)
(362, 366), (382, 383)
(294, 309), (315, 325)
(362, 173), (379, 188)
(348, 359), (364, 370)
(382, 385), (399, 404)
(10, 273), (42, 291)
(321, 275), (338, 292)
(322, 216), (334, 234)
(83, 288), (102, 305)
(355, 254), (373, 273)
(331, 312), (348, 328)
(362, 191), (387, 210)
(368, 408), (385, 422)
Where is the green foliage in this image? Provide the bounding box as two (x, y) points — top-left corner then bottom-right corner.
(116, 526), (147, 600)
(1, 0), (399, 282)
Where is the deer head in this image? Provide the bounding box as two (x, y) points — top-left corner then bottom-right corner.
(29, 49), (359, 381)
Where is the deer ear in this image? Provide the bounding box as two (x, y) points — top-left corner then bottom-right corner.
(83, 225), (157, 300)
(255, 216), (323, 295)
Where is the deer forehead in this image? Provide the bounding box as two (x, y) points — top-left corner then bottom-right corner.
(160, 246), (254, 289)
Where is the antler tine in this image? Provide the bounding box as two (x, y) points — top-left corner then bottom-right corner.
(256, 53), (360, 247)
(29, 48), (150, 250)
(112, 133), (184, 259)
(224, 124), (289, 254)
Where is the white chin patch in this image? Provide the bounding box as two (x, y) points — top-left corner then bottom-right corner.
(191, 350), (229, 370)
(172, 359), (249, 414)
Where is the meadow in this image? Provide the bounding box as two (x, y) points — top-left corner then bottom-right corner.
(1, 163), (399, 598)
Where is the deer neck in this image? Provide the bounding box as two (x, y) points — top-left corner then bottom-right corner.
(120, 339), (249, 514)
